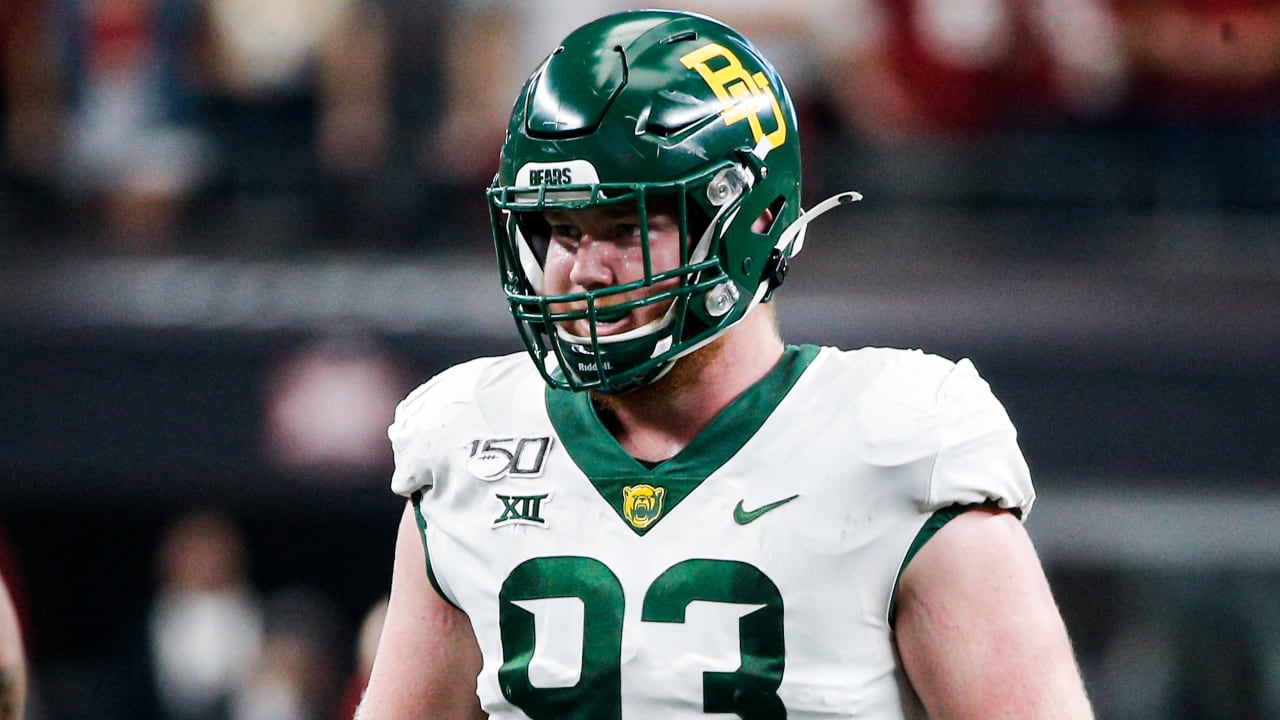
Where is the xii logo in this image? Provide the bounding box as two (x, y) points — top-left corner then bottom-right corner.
(680, 42), (787, 150)
(493, 493), (550, 528)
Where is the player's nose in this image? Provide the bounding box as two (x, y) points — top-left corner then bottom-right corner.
(568, 236), (616, 289)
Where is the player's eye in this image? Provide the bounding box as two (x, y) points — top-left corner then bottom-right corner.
(549, 225), (581, 244)
(612, 224), (642, 242)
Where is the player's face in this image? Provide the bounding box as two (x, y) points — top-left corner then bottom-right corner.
(540, 201), (684, 338)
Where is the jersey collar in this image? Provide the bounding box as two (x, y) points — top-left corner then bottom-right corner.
(545, 344), (819, 535)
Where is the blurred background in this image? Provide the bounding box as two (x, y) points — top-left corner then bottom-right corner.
(2, 0), (1279, 718)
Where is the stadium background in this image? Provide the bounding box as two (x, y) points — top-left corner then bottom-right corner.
(2, 1), (1279, 718)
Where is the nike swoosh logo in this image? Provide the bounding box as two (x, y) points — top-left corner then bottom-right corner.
(733, 494), (799, 525)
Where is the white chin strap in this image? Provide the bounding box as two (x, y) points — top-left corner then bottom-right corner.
(740, 189), (863, 310)
(778, 190), (862, 258)
(668, 187), (864, 369)
(553, 303), (677, 347)
(744, 135), (865, 297)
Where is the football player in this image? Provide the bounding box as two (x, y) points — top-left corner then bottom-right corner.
(358, 9), (1093, 719)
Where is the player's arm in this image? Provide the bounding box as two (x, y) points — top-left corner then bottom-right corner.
(356, 501), (486, 720)
(0, 571), (26, 720)
(894, 506), (1094, 719)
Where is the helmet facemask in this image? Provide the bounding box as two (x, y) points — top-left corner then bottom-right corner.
(490, 160), (757, 394)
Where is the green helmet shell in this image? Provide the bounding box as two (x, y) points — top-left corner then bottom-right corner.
(489, 9), (804, 394)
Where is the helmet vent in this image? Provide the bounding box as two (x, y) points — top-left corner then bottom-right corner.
(524, 42), (627, 138)
(661, 30), (699, 44)
(641, 90), (719, 138)
(614, 45), (629, 82)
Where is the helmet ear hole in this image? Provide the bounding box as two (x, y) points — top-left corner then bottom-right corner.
(754, 196), (787, 236)
(747, 194), (783, 237)
(751, 207), (775, 235)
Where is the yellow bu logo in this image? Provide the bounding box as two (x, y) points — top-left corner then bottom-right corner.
(680, 43), (786, 150)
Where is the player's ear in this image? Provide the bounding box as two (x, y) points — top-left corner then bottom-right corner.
(751, 206), (775, 234)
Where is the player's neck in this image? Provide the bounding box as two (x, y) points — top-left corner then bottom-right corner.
(592, 306), (784, 463)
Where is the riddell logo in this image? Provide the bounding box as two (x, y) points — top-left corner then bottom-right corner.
(529, 167), (572, 184)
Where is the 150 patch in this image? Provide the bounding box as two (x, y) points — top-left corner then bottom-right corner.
(466, 436), (554, 481)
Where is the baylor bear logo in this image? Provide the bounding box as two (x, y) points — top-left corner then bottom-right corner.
(622, 484), (666, 529)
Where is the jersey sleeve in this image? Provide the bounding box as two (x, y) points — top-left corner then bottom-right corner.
(925, 358), (1035, 519)
(387, 357), (494, 497)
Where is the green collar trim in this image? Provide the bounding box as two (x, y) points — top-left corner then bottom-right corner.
(546, 344), (820, 535)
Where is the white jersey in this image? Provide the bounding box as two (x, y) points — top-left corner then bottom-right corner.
(389, 345), (1035, 719)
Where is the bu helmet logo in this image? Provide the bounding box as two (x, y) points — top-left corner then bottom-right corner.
(680, 43), (787, 150)
(622, 484), (666, 529)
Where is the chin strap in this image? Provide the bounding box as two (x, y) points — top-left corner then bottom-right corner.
(745, 132), (862, 259)
(759, 190), (863, 301)
(780, 190), (863, 258)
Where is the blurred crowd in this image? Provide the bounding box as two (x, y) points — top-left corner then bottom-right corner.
(2, 511), (388, 720)
(2, 0), (1280, 256)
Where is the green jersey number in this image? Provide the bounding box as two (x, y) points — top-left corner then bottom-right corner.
(498, 556), (785, 719)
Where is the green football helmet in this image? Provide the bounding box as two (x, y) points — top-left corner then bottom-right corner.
(488, 9), (858, 393)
